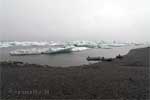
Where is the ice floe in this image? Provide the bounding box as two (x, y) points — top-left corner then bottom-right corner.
(0, 41), (139, 48)
(10, 48), (50, 55)
(0, 41), (146, 56)
(71, 47), (90, 52)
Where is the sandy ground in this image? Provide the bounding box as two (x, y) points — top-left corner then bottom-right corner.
(0, 47), (150, 99)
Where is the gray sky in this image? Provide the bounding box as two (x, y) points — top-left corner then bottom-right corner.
(0, 0), (150, 42)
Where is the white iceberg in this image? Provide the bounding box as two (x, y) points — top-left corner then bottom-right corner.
(11, 41), (50, 46)
(0, 41), (51, 48)
(67, 41), (98, 48)
(0, 42), (12, 48)
(71, 47), (90, 52)
(107, 43), (129, 47)
(44, 46), (73, 54)
(1, 40), (134, 49)
(9, 47), (73, 56)
(10, 48), (49, 55)
(9, 46), (90, 56)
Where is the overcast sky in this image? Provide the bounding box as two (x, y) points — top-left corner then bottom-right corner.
(0, 0), (150, 42)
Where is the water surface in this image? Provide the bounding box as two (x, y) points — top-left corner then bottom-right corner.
(0, 45), (146, 66)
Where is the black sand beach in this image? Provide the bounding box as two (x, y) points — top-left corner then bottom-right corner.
(0, 47), (150, 99)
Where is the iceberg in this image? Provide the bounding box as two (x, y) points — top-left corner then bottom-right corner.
(1, 40), (135, 50)
(0, 43), (12, 48)
(67, 41), (98, 48)
(44, 47), (73, 54)
(107, 43), (129, 47)
(10, 41), (50, 46)
(10, 48), (49, 56)
(9, 47), (73, 56)
(0, 41), (51, 48)
(7, 40), (140, 56)
(71, 47), (90, 52)
(9, 46), (90, 56)
(0, 41), (133, 48)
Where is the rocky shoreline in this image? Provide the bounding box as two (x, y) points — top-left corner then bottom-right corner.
(0, 47), (150, 99)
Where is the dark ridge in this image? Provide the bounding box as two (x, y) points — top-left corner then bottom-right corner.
(121, 47), (150, 66)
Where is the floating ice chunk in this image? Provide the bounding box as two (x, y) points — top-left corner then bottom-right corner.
(68, 41), (98, 48)
(71, 47), (90, 52)
(9, 47), (73, 56)
(1, 41), (137, 49)
(0, 41), (51, 47)
(48, 41), (66, 46)
(44, 46), (73, 54)
(10, 48), (49, 55)
(12, 41), (50, 46)
(107, 43), (129, 47)
(0, 42), (12, 48)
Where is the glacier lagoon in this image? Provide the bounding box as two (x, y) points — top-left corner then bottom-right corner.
(0, 41), (147, 66)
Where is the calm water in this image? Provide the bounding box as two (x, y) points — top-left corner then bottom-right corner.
(0, 45), (147, 67)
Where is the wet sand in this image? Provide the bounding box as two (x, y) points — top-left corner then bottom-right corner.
(0, 47), (150, 99)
